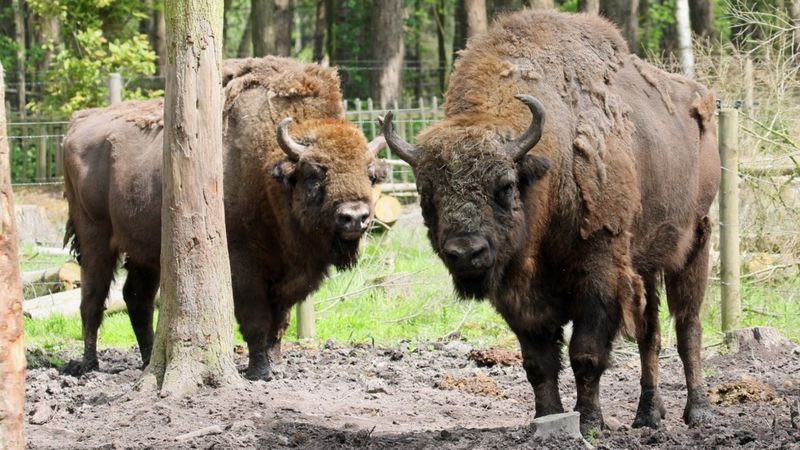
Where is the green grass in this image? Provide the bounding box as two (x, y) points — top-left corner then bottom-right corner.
(22, 221), (799, 354)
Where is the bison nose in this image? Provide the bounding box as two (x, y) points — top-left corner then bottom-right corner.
(442, 236), (493, 272)
(335, 201), (371, 238)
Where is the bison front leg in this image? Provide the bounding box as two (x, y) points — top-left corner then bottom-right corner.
(569, 290), (621, 434)
(665, 217), (714, 427)
(633, 272), (667, 429)
(517, 327), (566, 418)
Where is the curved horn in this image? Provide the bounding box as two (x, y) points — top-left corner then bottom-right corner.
(367, 135), (386, 157)
(504, 95), (546, 161)
(276, 118), (309, 162)
(381, 111), (420, 166)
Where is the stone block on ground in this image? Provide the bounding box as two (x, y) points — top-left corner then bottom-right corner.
(531, 411), (581, 440)
(724, 326), (793, 354)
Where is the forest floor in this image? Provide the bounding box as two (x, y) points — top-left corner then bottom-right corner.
(24, 336), (800, 449)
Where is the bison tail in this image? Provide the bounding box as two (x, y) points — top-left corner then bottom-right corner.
(63, 217), (81, 264)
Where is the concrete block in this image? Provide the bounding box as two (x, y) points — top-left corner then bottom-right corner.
(531, 411), (582, 440)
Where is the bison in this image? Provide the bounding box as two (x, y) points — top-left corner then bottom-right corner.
(62, 57), (387, 380)
(382, 11), (720, 432)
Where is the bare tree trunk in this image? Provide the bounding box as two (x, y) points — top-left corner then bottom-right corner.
(578, 0), (600, 14)
(12, 0), (24, 113)
(676, 0), (694, 77)
(600, 0), (639, 52)
(224, 0), (232, 52)
(525, 0), (554, 8)
(436, 0), (449, 93)
(312, 0), (326, 62)
(792, 0), (800, 56)
(454, 1), (487, 57)
(252, 0), (275, 56)
(140, 0), (239, 398)
(371, 0), (405, 109)
(689, 0), (714, 41)
(0, 63), (26, 450)
(237, 13), (253, 57)
(274, 0), (293, 56)
(149, 7), (167, 76)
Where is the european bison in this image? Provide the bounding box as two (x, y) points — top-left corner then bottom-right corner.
(62, 57), (387, 380)
(382, 11), (720, 432)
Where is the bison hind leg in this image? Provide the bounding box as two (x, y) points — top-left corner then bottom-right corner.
(122, 261), (159, 368)
(666, 216), (714, 427)
(632, 272), (667, 429)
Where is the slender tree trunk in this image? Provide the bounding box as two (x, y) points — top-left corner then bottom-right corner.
(792, 0), (800, 57)
(371, 0), (405, 108)
(149, 6), (167, 76)
(12, 0), (25, 113)
(141, 0), (239, 398)
(237, 13), (253, 57)
(689, 0), (714, 41)
(413, 0), (423, 98)
(274, 0), (293, 56)
(525, 0), (554, 8)
(224, 0), (232, 52)
(675, 0), (694, 77)
(578, 0), (600, 14)
(252, 0), (275, 56)
(312, 0), (326, 62)
(600, 0), (639, 52)
(436, 0), (448, 93)
(0, 63), (26, 450)
(455, 0), (488, 55)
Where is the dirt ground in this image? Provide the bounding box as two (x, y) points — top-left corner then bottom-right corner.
(24, 337), (800, 450)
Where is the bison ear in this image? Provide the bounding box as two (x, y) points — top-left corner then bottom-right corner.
(271, 160), (297, 189)
(517, 154), (550, 188)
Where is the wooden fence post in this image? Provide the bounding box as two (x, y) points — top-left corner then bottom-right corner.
(355, 97), (362, 132)
(744, 57), (754, 116)
(296, 299), (315, 341)
(36, 124), (46, 181)
(719, 107), (741, 333)
(108, 73), (122, 105)
(367, 97), (376, 140)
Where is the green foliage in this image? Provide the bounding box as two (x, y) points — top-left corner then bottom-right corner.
(29, 28), (157, 116)
(640, 0), (676, 55)
(558, 0), (579, 13)
(27, 0), (148, 41)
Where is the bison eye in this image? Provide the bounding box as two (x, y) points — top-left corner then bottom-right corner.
(494, 180), (515, 207)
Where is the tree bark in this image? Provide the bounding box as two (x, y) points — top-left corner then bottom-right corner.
(141, 0), (239, 398)
(312, 0), (326, 62)
(578, 0), (600, 14)
(455, 0), (488, 54)
(371, 0), (405, 109)
(525, 0), (554, 8)
(792, 0), (800, 57)
(600, 0), (639, 52)
(251, 0), (275, 56)
(12, 0), (25, 113)
(689, 0), (714, 41)
(237, 13), (253, 57)
(0, 63), (26, 450)
(274, 0), (294, 56)
(149, 7), (167, 76)
(675, 0), (694, 77)
(436, 0), (449, 93)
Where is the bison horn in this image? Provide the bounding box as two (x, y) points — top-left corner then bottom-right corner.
(276, 118), (309, 162)
(367, 135), (386, 157)
(505, 95), (546, 161)
(381, 111), (419, 166)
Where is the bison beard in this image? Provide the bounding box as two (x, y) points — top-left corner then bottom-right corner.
(382, 10), (720, 435)
(331, 237), (361, 270)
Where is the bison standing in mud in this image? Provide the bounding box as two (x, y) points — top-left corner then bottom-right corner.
(382, 11), (720, 431)
(62, 57), (386, 380)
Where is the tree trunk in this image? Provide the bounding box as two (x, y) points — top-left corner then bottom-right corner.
(689, 0), (714, 41)
(600, 0), (639, 52)
(436, 0), (448, 93)
(0, 63), (26, 450)
(141, 0), (239, 398)
(371, 0), (405, 109)
(274, 0), (293, 56)
(224, 0), (232, 51)
(675, 0), (694, 77)
(455, 0), (488, 57)
(313, 0), (326, 62)
(150, 7), (167, 76)
(578, 0), (600, 14)
(792, 0), (800, 57)
(237, 13), (253, 57)
(525, 0), (554, 8)
(252, 0), (275, 56)
(490, 0), (518, 18)
(12, 0), (25, 113)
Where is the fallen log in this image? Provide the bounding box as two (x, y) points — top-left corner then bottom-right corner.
(23, 279), (126, 319)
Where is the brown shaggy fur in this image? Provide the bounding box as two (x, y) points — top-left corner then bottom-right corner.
(394, 10), (720, 432)
(62, 56), (386, 379)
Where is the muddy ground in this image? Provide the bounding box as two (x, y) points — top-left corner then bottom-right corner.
(25, 337), (800, 449)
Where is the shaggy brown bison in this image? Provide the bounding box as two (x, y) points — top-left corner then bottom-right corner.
(62, 57), (386, 380)
(382, 11), (720, 432)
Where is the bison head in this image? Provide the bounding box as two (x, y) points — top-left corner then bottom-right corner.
(382, 95), (549, 298)
(272, 118), (388, 269)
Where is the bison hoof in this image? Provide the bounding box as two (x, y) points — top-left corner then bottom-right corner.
(578, 410), (604, 436)
(633, 389), (666, 429)
(244, 365), (273, 382)
(683, 402), (713, 427)
(61, 358), (99, 377)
